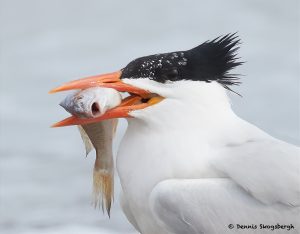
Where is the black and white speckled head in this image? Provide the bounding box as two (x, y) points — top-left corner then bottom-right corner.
(121, 33), (242, 93)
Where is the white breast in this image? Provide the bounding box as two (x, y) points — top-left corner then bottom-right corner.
(116, 95), (246, 233)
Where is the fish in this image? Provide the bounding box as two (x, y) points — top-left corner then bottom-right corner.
(60, 87), (122, 217)
(60, 87), (122, 119)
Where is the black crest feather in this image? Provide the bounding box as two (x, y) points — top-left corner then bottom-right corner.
(121, 33), (243, 94)
(187, 33), (243, 93)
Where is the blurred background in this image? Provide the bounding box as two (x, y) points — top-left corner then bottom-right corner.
(0, 0), (299, 233)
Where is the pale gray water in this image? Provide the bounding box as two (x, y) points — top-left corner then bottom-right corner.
(0, 0), (299, 233)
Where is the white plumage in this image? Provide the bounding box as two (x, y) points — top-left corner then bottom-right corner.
(116, 79), (300, 234)
(50, 34), (299, 234)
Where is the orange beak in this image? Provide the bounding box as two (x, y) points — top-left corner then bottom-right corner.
(50, 71), (164, 127)
(49, 71), (149, 96)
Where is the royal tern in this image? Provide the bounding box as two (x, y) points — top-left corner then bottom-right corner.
(51, 34), (300, 234)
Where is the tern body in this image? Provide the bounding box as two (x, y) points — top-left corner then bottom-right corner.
(117, 80), (300, 233)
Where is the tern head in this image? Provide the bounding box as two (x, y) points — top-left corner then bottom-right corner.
(50, 33), (242, 127)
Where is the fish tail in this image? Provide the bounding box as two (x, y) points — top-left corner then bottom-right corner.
(92, 168), (114, 217)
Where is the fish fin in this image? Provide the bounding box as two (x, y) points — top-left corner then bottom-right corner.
(112, 119), (118, 138)
(92, 169), (114, 217)
(77, 126), (94, 156)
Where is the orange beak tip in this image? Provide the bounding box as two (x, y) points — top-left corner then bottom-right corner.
(49, 86), (68, 94)
(51, 116), (77, 128)
(48, 89), (57, 94)
(50, 122), (63, 128)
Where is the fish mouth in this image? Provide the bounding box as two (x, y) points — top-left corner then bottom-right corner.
(49, 71), (164, 127)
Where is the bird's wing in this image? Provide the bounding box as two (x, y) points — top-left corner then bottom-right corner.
(213, 138), (300, 206)
(150, 179), (300, 234)
(150, 139), (300, 234)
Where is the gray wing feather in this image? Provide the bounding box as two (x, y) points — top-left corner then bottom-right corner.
(213, 139), (300, 206)
(150, 179), (300, 234)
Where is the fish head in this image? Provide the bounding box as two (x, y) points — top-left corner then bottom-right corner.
(59, 87), (122, 118)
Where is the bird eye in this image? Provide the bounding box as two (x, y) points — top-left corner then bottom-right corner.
(161, 68), (178, 81)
